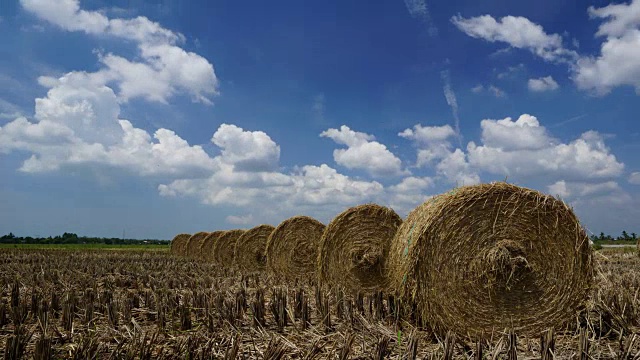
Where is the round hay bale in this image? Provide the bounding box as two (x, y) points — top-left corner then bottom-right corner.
(185, 232), (210, 259)
(387, 182), (594, 338)
(200, 231), (226, 261)
(234, 225), (275, 272)
(266, 216), (326, 279)
(213, 229), (246, 267)
(318, 204), (402, 292)
(170, 233), (191, 256)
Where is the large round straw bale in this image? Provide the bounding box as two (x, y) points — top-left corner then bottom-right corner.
(200, 231), (226, 261)
(185, 232), (210, 259)
(266, 216), (325, 279)
(235, 225), (275, 272)
(318, 204), (402, 292)
(213, 229), (246, 266)
(387, 182), (594, 338)
(170, 233), (191, 256)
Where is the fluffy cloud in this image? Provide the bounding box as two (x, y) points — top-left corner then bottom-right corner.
(451, 15), (577, 63)
(467, 115), (624, 181)
(226, 214), (254, 225)
(399, 124), (479, 185)
(159, 163), (384, 214)
(436, 149), (481, 185)
(399, 124), (456, 166)
(320, 125), (406, 177)
(548, 180), (622, 199)
(528, 76), (559, 92)
(573, 0), (640, 95)
(479, 114), (554, 150)
(386, 176), (435, 214)
(0, 73), (216, 177)
(21, 0), (218, 104)
(400, 114), (624, 187)
(629, 172), (640, 185)
(212, 124), (280, 172)
(470, 84), (506, 97)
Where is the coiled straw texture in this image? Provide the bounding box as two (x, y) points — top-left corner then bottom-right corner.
(235, 225), (275, 272)
(185, 232), (210, 259)
(387, 182), (594, 339)
(266, 216), (325, 280)
(170, 233), (191, 256)
(318, 204), (402, 292)
(213, 229), (246, 267)
(200, 231), (226, 261)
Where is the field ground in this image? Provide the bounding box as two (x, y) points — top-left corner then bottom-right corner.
(0, 243), (170, 251)
(0, 247), (638, 359)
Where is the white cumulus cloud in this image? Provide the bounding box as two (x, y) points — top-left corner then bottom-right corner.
(212, 124), (281, 172)
(528, 76), (559, 92)
(226, 214), (254, 225)
(20, 0), (218, 104)
(467, 116), (624, 181)
(320, 125), (406, 177)
(0, 72), (217, 177)
(451, 14), (577, 63)
(573, 0), (640, 95)
(399, 124), (457, 167)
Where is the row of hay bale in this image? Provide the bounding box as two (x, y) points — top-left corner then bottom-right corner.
(170, 182), (594, 339)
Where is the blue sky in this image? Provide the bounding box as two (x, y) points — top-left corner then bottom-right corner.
(1, 0), (639, 239)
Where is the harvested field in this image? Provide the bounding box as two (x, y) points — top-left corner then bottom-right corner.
(0, 247), (638, 358)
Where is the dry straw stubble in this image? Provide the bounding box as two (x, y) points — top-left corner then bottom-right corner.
(266, 216), (325, 280)
(185, 232), (210, 258)
(234, 225), (275, 272)
(170, 233), (191, 256)
(387, 182), (594, 339)
(318, 204), (402, 292)
(199, 230), (226, 261)
(213, 229), (246, 267)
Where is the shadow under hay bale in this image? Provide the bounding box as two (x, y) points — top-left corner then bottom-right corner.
(200, 231), (226, 261)
(318, 204), (402, 292)
(213, 229), (246, 267)
(266, 216), (325, 280)
(170, 234), (191, 256)
(185, 232), (210, 259)
(387, 182), (594, 339)
(235, 225), (275, 272)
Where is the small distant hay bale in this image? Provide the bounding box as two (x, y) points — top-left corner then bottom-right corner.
(235, 225), (275, 272)
(213, 229), (246, 267)
(170, 233), (191, 256)
(387, 182), (594, 338)
(200, 231), (226, 261)
(318, 204), (402, 292)
(185, 232), (210, 259)
(266, 216), (325, 279)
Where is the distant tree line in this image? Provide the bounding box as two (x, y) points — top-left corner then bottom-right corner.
(0, 232), (170, 245)
(590, 231), (638, 243)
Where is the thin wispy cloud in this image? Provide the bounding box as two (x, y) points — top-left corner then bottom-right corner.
(440, 70), (462, 146)
(403, 0), (438, 36)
